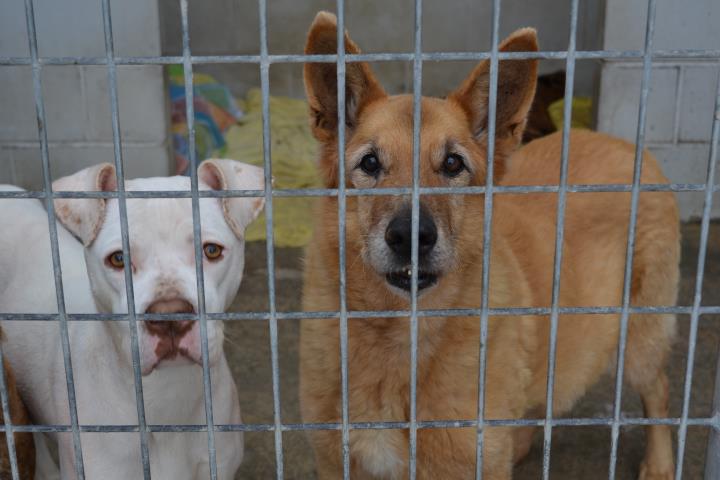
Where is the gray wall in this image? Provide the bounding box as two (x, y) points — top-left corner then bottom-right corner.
(596, 0), (720, 219)
(0, 0), (171, 187)
(160, 0), (604, 99)
(4, 0), (716, 219)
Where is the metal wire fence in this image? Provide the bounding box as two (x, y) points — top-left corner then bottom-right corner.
(0, 0), (718, 479)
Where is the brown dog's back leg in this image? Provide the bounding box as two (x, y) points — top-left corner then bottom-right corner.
(625, 313), (676, 480)
(624, 202), (679, 480)
(629, 368), (674, 480)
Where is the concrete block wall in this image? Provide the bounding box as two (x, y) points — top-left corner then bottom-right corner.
(0, 0), (171, 188)
(1, 0), (716, 221)
(159, 0), (604, 99)
(596, 0), (720, 220)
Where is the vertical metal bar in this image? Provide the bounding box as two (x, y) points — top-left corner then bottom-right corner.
(258, 0), (284, 477)
(705, 344), (720, 480)
(409, 0), (423, 478)
(99, 0), (152, 476)
(607, 0), (657, 477)
(474, 0), (501, 477)
(334, 1), (351, 479)
(541, 1), (579, 478)
(0, 348), (20, 480)
(22, 0), (86, 476)
(178, 1), (219, 478)
(705, 349), (720, 480)
(672, 66), (684, 145)
(681, 68), (720, 480)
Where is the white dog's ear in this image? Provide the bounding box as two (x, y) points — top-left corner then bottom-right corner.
(198, 159), (266, 239)
(52, 163), (117, 246)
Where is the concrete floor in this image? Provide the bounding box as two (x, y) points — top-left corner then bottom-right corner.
(226, 222), (720, 479)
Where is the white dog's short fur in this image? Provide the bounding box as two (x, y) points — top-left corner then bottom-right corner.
(0, 159), (264, 479)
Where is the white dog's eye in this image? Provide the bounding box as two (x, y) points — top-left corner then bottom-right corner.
(203, 243), (224, 261)
(105, 251), (124, 270)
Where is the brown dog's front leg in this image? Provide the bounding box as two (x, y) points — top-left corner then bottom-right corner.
(481, 427), (515, 480)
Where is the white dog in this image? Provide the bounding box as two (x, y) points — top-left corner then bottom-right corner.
(0, 159), (264, 479)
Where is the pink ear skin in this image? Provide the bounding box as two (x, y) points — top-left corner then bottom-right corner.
(198, 159), (266, 239)
(52, 163), (117, 246)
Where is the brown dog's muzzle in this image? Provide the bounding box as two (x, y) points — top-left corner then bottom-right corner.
(384, 204), (438, 262)
(383, 204), (439, 291)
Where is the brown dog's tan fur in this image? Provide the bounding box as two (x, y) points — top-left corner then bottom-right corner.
(0, 353), (35, 479)
(300, 11), (679, 480)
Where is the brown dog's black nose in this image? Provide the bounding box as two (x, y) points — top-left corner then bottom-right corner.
(385, 205), (438, 262)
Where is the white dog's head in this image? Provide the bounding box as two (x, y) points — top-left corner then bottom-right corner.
(52, 159), (265, 375)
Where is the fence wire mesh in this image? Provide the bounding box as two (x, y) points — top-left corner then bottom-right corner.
(0, 0), (718, 479)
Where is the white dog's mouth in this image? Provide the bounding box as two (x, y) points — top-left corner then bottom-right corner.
(151, 322), (200, 359)
(144, 352), (200, 376)
(142, 309), (203, 375)
(142, 341), (203, 376)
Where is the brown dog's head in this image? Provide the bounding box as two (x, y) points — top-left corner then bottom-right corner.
(304, 11), (538, 297)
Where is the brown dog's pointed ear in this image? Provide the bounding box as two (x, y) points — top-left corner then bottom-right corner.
(450, 28), (539, 150)
(304, 11), (386, 143)
(52, 163), (117, 246)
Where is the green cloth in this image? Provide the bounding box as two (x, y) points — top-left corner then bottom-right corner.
(224, 89), (321, 247)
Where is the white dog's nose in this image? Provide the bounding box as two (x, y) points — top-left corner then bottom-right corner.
(143, 298), (200, 369)
(145, 298), (194, 315)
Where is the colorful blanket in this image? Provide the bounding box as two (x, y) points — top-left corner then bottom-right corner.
(169, 69), (321, 247)
(168, 65), (245, 175)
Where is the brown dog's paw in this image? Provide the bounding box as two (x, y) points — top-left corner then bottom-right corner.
(638, 461), (674, 480)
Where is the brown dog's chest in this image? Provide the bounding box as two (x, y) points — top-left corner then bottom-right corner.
(341, 317), (488, 478)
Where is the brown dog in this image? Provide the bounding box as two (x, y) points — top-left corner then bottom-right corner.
(300, 11), (679, 480)
(0, 354), (35, 479)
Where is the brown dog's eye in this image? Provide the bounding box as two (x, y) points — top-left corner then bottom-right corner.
(203, 243), (224, 261)
(106, 251), (124, 269)
(359, 153), (382, 176)
(442, 154), (466, 177)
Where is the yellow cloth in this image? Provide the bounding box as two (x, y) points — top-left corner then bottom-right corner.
(224, 89), (321, 247)
(547, 97), (593, 131)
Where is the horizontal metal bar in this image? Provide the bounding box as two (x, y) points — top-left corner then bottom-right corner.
(1, 49), (719, 66)
(1, 304), (717, 323)
(0, 183), (714, 200)
(3, 415), (716, 435)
